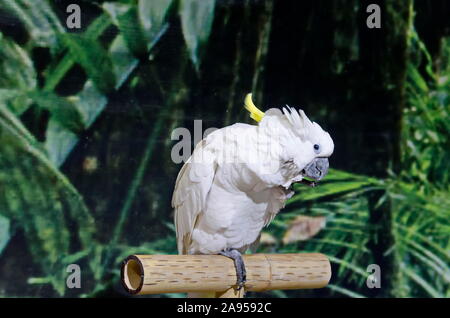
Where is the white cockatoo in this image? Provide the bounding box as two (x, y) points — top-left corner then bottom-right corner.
(172, 94), (334, 289)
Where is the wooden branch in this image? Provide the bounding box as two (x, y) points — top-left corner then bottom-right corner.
(121, 253), (331, 296)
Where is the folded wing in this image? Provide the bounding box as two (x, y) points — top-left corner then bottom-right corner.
(172, 139), (217, 254)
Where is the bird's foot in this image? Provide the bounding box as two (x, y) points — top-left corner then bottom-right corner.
(219, 249), (246, 291)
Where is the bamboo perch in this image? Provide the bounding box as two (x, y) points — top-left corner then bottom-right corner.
(121, 253), (331, 297)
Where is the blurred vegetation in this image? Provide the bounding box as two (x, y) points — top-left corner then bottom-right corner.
(0, 0), (448, 298)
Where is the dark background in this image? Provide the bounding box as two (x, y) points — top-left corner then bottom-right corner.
(0, 0), (448, 298)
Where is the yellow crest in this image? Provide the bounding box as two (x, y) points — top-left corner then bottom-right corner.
(244, 93), (265, 122)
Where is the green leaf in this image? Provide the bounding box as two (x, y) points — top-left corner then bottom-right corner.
(403, 267), (443, 298)
(104, 0), (173, 57)
(117, 8), (149, 56)
(179, 0), (216, 71)
(44, 39), (136, 166)
(44, 121), (78, 166)
(0, 35), (37, 114)
(0, 215), (11, 256)
(0, 89), (32, 115)
(104, 3), (148, 56)
(0, 105), (95, 295)
(328, 255), (369, 278)
(44, 13), (147, 166)
(43, 14), (112, 92)
(1, 0), (64, 50)
(60, 33), (116, 94)
(0, 35), (37, 90)
(43, 6), (172, 167)
(62, 248), (92, 264)
(138, 0), (173, 49)
(29, 91), (85, 134)
(327, 284), (366, 298)
(109, 36), (140, 89)
(288, 181), (373, 204)
(1, 88), (85, 134)
(286, 169), (378, 204)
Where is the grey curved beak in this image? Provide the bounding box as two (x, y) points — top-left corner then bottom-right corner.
(303, 157), (329, 181)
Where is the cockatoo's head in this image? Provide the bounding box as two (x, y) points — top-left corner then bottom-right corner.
(244, 94), (334, 186)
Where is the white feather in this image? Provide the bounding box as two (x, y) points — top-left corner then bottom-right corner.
(172, 108), (334, 255)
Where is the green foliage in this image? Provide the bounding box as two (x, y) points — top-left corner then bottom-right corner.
(179, 0), (216, 71)
(0, 34), (36, 91)
(390, 181), (450, 297)
(403, 30), (450, 190)
(266, 25), (450, 298)
(268, 171), (449, 297)
(0, 0), (215, 297)
(103, 2), (148, 56)
(261, 30), (450, 296)
(44, 13), (134, 166)
(61, 33), (117, 94)
(2, 0), (64, 49)
(0, 105), (94, 295)
(0, 34), (36, 114)
(0, 0), (448, 298)
(287, 169), (379, 204)
(138, 0), (173, 50)
(0, 215), (11, 256)
(28, 91), (85, 134)
(268, 173), (374, 297)
(104, 0), (174, 56)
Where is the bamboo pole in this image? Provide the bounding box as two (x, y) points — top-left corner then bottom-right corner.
(121, 253), (331, 297)
(187, 288), (244, 298)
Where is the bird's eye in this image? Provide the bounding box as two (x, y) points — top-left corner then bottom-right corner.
(313, 144), (320, 153)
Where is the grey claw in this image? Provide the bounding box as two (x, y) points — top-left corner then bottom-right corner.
(219, 248), (247, 290)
